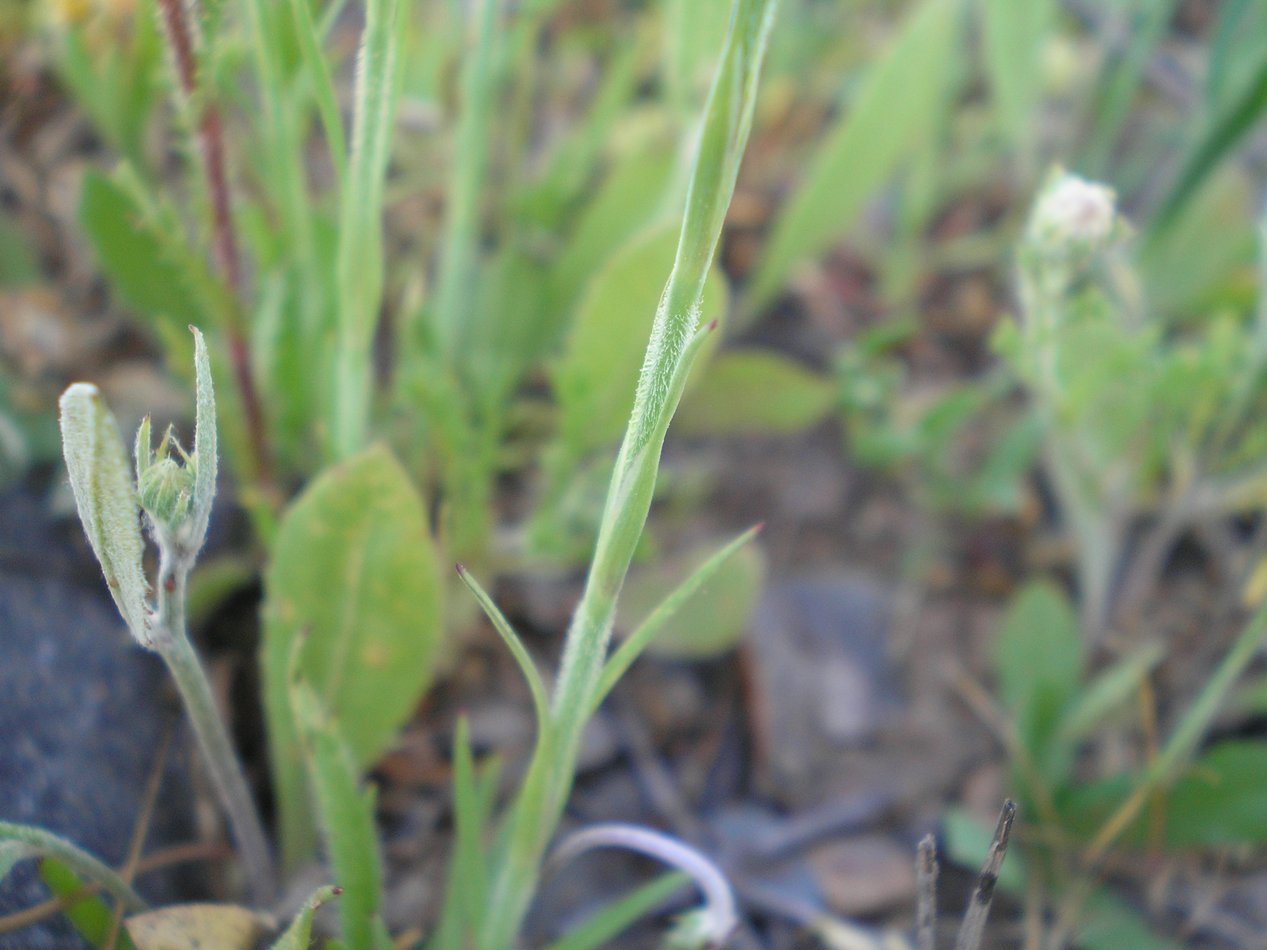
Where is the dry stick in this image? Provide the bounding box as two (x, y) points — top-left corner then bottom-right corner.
(105, 729), (173, 950)
(954, 801), (1016, 950)
(0, 842), (231, 936)
(154, 0), (273, 488)
(916, 834), (938, 950)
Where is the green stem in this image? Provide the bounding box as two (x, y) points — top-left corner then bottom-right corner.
(0, 822), (147, 914)
(476, 1), (778, 944)
(153, 553), (276, 905)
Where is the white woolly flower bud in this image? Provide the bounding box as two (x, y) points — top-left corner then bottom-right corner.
(1027, 172), (1118, 256)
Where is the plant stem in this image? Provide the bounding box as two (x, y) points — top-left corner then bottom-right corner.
(152, 551), (276, 906)
(476, 1), (778, 943)
(154, 0), (273, 489)
(0, 822), (148, 914)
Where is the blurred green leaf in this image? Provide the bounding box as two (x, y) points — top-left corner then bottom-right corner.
(551, 142), (677, 317)
(544, 872), (690, 950)
(0, 211), (38, 287)
(1139, 169), (1256, 321)
(616, 537), (764, 661)
(78, 170), (209, 335)
(979, 0), (1053, 153)
(262, 445), (442, 871)
(1153, 60), (1267, 234)
(40, 858), (139, 950)
(553, 225), (726, 459)
(1057, 644), (1164, 747)
(941, 807), (1027, 895)
(995, 580), (1083, 786)
(747, 0), (962, 310)
(1163, 741), (1267, 847)
(675, 350), (835, 436)
(1079, 890), (1184, 950)
(293, 685), (393, 950)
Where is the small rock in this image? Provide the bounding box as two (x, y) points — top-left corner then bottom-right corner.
(748, 573), (904, 795)
(808, 834), (917, 916)
(0, 484), (197, 948)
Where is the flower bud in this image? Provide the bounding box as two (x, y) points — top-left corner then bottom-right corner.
(1026, 171), (1119, 258)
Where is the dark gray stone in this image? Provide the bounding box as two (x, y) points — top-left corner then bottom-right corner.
(0, 485), (196, 948)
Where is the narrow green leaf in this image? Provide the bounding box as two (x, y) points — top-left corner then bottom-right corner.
(747, 0), (961, 310)
(1153, 62), (1267, 233)
(287, 0), (348, 189)
(552, 226), (727, 461)
(615, 538), (764, 661)
(293, 685), (390, 950)
(456, 565), (549, 726)
(270, 884), (343, 950)
(593, 526), (761, 713)
(331, 0), (405, 458)
(58, 383), (151, 646)
(1057, 644), (1164, 747)
(675, 350), (835, 436)
(543, 871), (690, 950)
(262, 445), (442, 871)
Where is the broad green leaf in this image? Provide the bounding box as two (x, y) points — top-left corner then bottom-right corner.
(675, 350), (835, 436)
(78, 170), (208, 333)
(615, 539), (764, 660)
(125, 905), (269, 950)
(747, 0), (962, 310)
(994, 580), (1082, 786)
(40, 858), (139, 950)
(270, 884), (342, 950)
(980, 0), (1053, 152)
(262, 444), (442, 871)
(1163, 741), (1267, 847)
(553, 225), (726, 461)
(293, 686), (392, 950)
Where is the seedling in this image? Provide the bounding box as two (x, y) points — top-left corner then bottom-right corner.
(58, 328), (275, 905)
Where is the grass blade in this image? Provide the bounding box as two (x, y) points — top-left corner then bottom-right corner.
(542, 872), (689, 950)
(331, 0), (405, 459)
(456, 564), (549, 727)
(590, 524), (761, 714)
(745, 0), (961, 313)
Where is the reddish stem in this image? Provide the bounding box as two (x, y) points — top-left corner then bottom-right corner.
(155, 0), (273, 488)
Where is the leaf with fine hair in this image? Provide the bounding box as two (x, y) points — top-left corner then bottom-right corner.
(270, 885), (342, 950)
(457, 565), (549, 727)
(58, 383), (151, 646)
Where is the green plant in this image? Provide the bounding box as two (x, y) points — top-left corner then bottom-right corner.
(940, 172), (1267, 947)
(11, 0), (782, 945)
